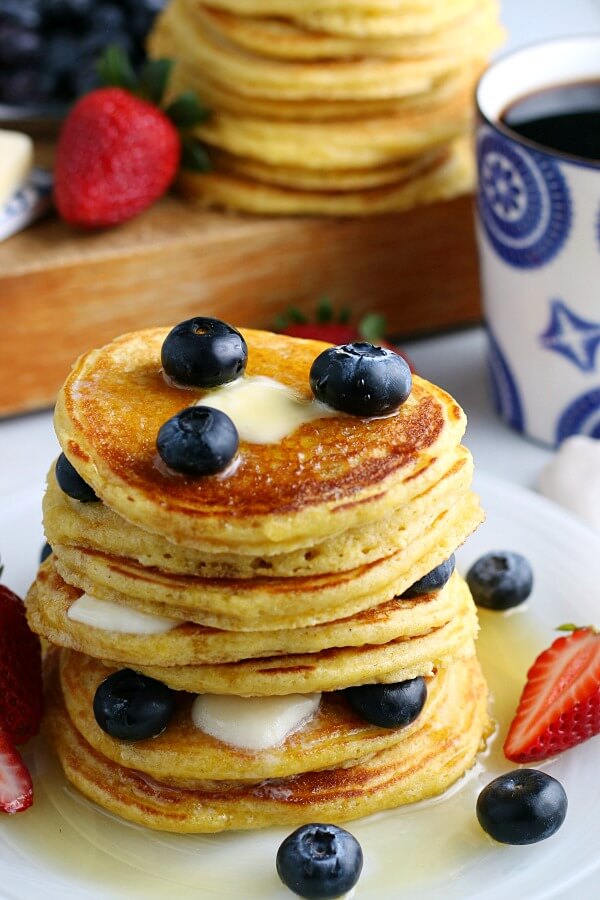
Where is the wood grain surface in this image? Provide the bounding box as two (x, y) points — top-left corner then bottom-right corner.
(0, 194), (481, 417)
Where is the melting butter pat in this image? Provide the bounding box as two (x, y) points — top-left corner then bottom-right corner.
(68, 593), (179, 635)
(191, 692), (321, 750)
(0, 130), (33, 206)
(198, 376), (338, 443)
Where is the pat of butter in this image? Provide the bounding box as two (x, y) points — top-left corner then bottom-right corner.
(191, 692), (321, 750)
(198, 376), (338, 443)
(0, 130), (34, 207)
(538, 435), (600, 531)
(68, 593), (179, 635)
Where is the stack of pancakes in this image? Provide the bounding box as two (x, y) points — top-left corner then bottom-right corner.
(148, 0), (504, 214)
(27, 327), (489, 833)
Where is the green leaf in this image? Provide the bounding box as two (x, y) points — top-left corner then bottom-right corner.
(139, 58), (173, 106)
(97, 45), (137, 92)
(287, 307), (307, 324)
(359, 312), (386, 343)
(181, 138), (212, 173)
(556, 623), (594, 632)
(338, 306), (351, 325)
(166, 91), (210, 128)
(316, 296), (333, 324)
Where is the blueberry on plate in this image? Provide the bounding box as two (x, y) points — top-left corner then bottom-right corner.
(161, 317), (248, 388)
(477, 769), (567, 845)
(309, 342), (412, 417)
(93, 669), (175, 741)
(344, 676), (427, 729)
(55, 453), (99, 503)
(157, 406), (239, 476)
(401, 555), (455, 598)
(276, 823), (363, 899)
(467, 550), (533, 610)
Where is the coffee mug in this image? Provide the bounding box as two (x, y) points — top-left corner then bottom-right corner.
(475, 36), (600, 447)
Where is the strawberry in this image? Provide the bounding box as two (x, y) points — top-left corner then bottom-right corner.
(276, 299), (415, 371)
(504, 626), (600, 763)
(0, 729), (33, 814)
(0, 584), (43, 746)
(54, 48), (210, 228)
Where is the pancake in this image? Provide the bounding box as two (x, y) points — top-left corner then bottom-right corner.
(54, 328), (469, 555)
(150, 1), (489, 103)
(50, 492), (482, 631)
(169, 63), (477, 122)
(46, 652), (490, 832)
(101, 585), (478, 696)
(60, 648), (457, 783)
(214, 148), (448, 192)
(43, 443), (473, 579)
(178, 138), (473, 215)
(195, 1), (501, 62)
(28, 561), (465, 666)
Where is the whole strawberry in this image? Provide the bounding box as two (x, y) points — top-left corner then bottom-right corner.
(504, 625), (600, 763)
(277, 299), (414, 371)
(54, 48), (210, 228)
(0, 584), (43, 746)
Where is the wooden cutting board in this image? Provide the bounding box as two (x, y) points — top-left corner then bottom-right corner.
(0, 193), (481, 417)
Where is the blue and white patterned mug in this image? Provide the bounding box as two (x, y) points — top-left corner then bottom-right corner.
(475, 36), (600, 447)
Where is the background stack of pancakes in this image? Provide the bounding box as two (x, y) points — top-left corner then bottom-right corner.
(27, 327), (490, 832)
(148, 0), (504, 214)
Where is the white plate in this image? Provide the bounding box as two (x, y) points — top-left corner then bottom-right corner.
(0, 473), (599, 900)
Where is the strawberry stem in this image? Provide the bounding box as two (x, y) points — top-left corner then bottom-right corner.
(556, 623), (597, 633)
(359, 312), (387, 343)
(139, 58), (173, 106)
(97, 45), (136, 92)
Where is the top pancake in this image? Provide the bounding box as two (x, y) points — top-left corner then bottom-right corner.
(55, 327), (466, 553)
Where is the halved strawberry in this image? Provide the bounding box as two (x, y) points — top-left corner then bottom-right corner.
(0, 584), (43, 746)
(0, 729), (33, 814)
(504, 626), (600, 763)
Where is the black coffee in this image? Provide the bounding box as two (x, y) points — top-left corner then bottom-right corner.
(501, 80), (600, 161)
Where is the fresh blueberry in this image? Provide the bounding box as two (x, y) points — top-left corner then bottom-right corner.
(477, 769), (567, 845)
(42, 0), (95, 25)
(401, 555), (455, 598)
(0, 24), (41, 66)
(0, 67), (54, 104)
(93, 668), (175, 741)
(40, 542), (52, 563)
(55, 453), (99, 503)
(157, 406), (239, 476)
(89, 3), (127, 34)
(309, 342), (412, 417)
(344, 676), (427, 729)
(276, 823), (363, 900)
(0, 0), (42, 30)
(161, 317), (248, 388)
(467, 551), (533, 611)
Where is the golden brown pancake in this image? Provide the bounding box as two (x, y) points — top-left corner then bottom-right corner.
(28, 562), (466, 666)
(58, 648), (456, 784)
(46, 652), (490, 832)
(43, 444), (473, 579)
(54, 328), (468, 554)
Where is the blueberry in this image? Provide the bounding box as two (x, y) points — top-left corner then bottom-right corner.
(344, 676), (427, 729)
(477, 769), (567, 845)
(40, 542), (52, 563)
(0, 24), (41, 65)
(0, 67), (54, 104)
(161, 317), (248, 388)
(93, 668), (175, 741)
(401, 555), (455, 598)
(43, 0), (95, 25)
(276, 823), (363, 899)
(467, 551), (533, 611)
(0, 1), (42, 30)
(55, 453), (99, 503)
(157, 406), (239, 476)
(309, 342), (412, 417)
(89, 3), (127, 33)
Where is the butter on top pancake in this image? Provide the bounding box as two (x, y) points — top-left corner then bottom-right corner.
(46, 652), (490, 833)
(54, 328), (467, 554)
(43, 445), (473, 579)
(59, 648), (455, 783)
(28, 560), (465, 666)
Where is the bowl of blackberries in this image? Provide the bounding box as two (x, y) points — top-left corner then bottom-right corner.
(0, 0), (168, 124)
